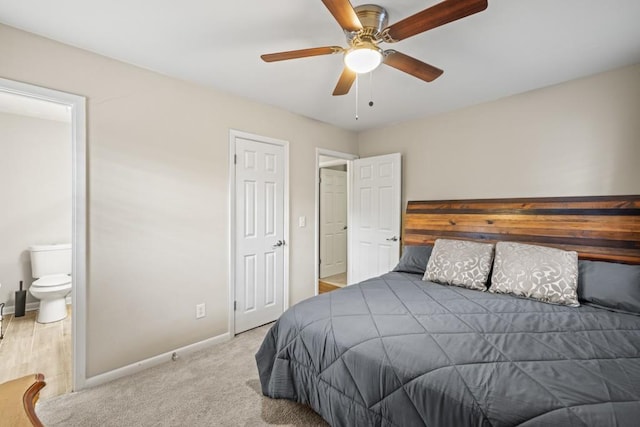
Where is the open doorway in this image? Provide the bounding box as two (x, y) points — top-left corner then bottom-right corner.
(314, 149), (358, 295)
(315, 150), (403, 295)
(0, 78), (86, 396)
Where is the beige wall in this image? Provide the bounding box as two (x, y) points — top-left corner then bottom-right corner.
(359, 64), (640, 203)
(0, 112), (72, 306)
(0, 24), (358, 377)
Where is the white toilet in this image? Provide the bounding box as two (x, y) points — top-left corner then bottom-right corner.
(29, 244), (72, 323)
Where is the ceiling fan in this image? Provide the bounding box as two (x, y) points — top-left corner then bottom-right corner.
(261, 0), (488, 96)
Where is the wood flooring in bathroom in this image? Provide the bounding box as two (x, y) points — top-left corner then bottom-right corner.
(0, 306), (72, 400)
(319, 272), (348, 294)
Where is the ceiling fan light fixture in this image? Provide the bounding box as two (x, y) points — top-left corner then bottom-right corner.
(344, 44), (383, 74)
(261, 1), (488, 95)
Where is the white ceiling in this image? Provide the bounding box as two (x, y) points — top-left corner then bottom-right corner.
(1, 0), (639, 131)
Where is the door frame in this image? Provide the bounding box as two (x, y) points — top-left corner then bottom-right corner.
(314, 148), (358, 295)
(0, 78), (87, 390)
(228, 129), (289, 335)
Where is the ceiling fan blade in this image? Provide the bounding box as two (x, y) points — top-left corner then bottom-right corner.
(261, 46), (343, 62)
(333, 67), (356, 96)
(321, 0), (363, 32)
(384, 0), (488, 42)
(383, 50), (443, 82)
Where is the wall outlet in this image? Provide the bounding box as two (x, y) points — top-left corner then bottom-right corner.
(196, 303), (206, 319)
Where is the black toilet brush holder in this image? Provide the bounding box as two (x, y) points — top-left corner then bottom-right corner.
(15, 280), (26, 318)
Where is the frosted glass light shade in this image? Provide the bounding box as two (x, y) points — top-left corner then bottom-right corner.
(344, 47), (383, 74)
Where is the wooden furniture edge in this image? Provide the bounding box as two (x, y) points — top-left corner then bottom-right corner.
(0, 373), (46, 427)
(406, 194), (640, 206)
(23, 373), (46, 427)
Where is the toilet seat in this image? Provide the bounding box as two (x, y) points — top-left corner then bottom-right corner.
(29, 283), (72, 294)
(29, 275), (72, 323)
(32, 274), (71, 288)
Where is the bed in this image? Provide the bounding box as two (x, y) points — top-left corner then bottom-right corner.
(256, 195), (640, 426)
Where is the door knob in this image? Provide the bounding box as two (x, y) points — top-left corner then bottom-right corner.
(342, 226), (348, 230)
(386, 236), (398, 242)
(272, 239), (285, 248)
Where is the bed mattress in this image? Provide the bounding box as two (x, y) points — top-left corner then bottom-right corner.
(256, 272), (640, 426)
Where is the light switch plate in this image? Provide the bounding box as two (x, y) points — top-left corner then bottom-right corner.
(196, 303), (206, 319)
(298, 216), (306, 227)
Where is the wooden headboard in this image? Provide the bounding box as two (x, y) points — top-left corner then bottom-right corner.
(404, 195), (640, 264)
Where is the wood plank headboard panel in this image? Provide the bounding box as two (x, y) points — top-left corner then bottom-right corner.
(404, 195), (640, 264)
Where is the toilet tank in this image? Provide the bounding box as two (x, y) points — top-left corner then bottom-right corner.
(30, 244), (72, 278)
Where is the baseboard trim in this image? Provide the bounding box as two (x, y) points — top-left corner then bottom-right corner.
(82, 332), (231, 389)
(2, 302), (40, 315)
(2, 300), (73, 316)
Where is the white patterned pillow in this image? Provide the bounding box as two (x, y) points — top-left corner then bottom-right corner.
(423, 239), (494, 291)
(489, 242), (579, 307)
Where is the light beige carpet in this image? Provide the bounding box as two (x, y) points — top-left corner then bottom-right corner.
(37, 324), (328, 426)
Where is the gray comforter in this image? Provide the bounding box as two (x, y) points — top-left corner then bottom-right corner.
(256, 272), (640, 426)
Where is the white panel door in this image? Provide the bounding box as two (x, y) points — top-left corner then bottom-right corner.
(319, 168), (347, 278)
(350, 153), (401, 284)
(235, 137), (285, 333)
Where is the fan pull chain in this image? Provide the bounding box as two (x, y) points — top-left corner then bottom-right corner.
(369, 72), (374, 107)
(355, 74), (359, 120)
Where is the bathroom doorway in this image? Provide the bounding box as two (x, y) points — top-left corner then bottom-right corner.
(0, 78), (86, 396)
(315, 149), (358, 294)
